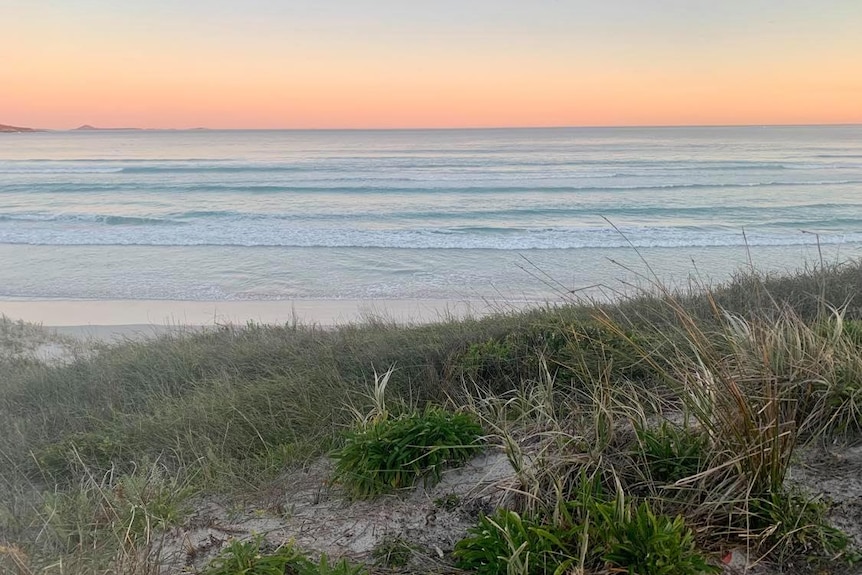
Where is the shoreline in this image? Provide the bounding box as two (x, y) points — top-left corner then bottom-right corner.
(0, 297), (545, 335)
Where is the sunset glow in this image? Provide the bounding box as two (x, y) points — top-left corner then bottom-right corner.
(3, 0), (861, 129)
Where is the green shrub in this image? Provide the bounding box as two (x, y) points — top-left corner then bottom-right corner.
(453, 320), (656, 399)
(453, 509), (575, 575)
(332, 407), (483, 499)
(563, 477), (716, 575)
(601, 501), (719, 575)
(204, 536), (300, 575)
(637, 422), (709, 485)
(456, 479), (717, 575)
(204, 536), (367, 575)
(750, 490), (858, 564)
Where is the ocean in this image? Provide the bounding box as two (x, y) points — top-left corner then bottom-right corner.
(1, 126), (861, 304)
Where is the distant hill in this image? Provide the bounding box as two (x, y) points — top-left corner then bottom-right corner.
(75, 124), (142, 131)
(0, 123), (38, 133)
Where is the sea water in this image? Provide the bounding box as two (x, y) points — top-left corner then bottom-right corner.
(1, 126), (861, 303)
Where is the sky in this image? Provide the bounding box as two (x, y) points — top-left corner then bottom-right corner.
(3, 0), (861, 129)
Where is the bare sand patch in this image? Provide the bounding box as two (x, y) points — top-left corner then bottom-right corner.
(159, 451), (515, 573)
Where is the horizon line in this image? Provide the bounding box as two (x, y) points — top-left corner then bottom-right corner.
(9, 121), (862, 132)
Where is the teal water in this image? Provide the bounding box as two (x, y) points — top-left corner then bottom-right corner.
(1, 126), (860, 301)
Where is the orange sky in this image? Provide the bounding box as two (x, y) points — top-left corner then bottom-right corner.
(3, 1), (861, 129)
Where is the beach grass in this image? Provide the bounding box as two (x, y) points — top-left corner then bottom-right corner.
(2, 259), (862, 574)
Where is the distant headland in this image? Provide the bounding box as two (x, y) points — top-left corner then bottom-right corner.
(2, 123), (212, 133)
(75, 124), (143, 131)
(0, 123), (41, 133)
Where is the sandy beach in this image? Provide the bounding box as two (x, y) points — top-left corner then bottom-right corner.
(0, 297), (538, 341)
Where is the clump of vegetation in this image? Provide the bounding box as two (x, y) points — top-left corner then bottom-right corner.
(459, 338), (518, 388)
(636, 422), (709, 485)
(749, 490), (857, 565)
(454, 484), (718, 575)
(204, 536), (367, 575)
(454, 320), (651, 393)
(41, 463), (192, 552)
(332, 407), (483, 499)
(453, 509), (575, 575)
(203, 536), (301, 575)
(600, 500), (718, 575)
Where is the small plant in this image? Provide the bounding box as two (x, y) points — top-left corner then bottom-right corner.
(371, 535), (413, 568)
(306, 553), (369, 575)
(563, 477), (717, 575)
(453, 509), (575, 575)
(333, 407), (483, 499)
(750, 490), (858, 564)
(456, 473), (717, 575)
(204, 536), (368, 575)
(203, 536), (301, 575)
(601, 501), (719, 575)
(434, 492), (461, 511)
(112, 466), (192, 540)
(637, 422), (709, 485)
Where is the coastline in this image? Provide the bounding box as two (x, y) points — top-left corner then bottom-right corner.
(0, 297), (542, 336)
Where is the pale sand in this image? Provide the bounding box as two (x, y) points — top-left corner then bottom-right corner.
(1, 298), (543, 341)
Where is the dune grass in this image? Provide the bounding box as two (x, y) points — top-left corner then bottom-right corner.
(2, 259), (862, 573)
